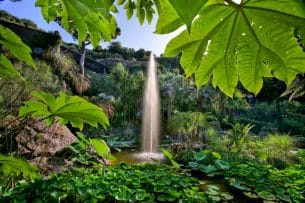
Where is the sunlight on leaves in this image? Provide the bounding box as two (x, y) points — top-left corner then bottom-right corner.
(35, 0), (117, 47)
(19, 91), (109, 130)
(163, 0), (305, 97)
(0, 25), (34, 77)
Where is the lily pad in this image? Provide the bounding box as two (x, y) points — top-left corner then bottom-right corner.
(194, 151), (207, 161)
(215, 160), (230, 170)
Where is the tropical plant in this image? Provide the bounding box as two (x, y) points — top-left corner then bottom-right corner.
(0, 154), (40, 191)
(297, 149), (305, 164)
(161, 148), (180, 169)
(69, 132), (116, 166)
(35, 0), (117, 48)
(225, 162), (305, 202)
(0, 60), (62, 116)
(35, 0), (118, 82)
(202, 184), (233, 202)
(281, 76), (305, 100)
(109, 63), (144, 125)
(188, 150), (230, 177)
(18, 91), (109, 131)
(0, 24), (34, 77)
(119, 0), (155, 25)
(224, 123), (254, 153)
(205, 127), (231, 154)
(2, 0), (305, 99)
(161, 0), (305, 97)
(0, 60), (64, 152)
(159, 70), (204, 113)
(1, 163), (208, 202)
(254, 133), (297, 168)
(168, 111), (214, 143)
(0, 91), (110, 161)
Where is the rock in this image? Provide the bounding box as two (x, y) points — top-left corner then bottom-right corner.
(16, 121), (77, 156)
(30, 156), (73, 175)
(96, 58), (148, 68)
(96, 58), (125, 67)
(0, 115), (20, 129)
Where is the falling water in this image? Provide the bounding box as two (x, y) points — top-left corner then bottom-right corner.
(141, 53), (160, 153)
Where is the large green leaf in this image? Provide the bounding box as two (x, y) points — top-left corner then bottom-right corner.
(35, 0), (117, 46)
(0, 25), (34, 77)
(0, 154), (40, 180)
(168, 0), (207, 32)
(215, 160), (230, 170)
(161, 148), (180, 168)
(194, 151), (207, 161)
(90, 139), (116, 160)
(164, 0), (305, 97)
(19, 91), (109, 130)
(120, 0), (155, 25)
(0, 55), (19, 77)
(154, 0), (183, 34)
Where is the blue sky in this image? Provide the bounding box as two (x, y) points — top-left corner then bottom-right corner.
(0, 0), (179, 56)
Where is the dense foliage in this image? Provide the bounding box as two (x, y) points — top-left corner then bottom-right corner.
(1, 164), (208, 202)
(1, 0), (305, 203)
(225, 162), (305, 202)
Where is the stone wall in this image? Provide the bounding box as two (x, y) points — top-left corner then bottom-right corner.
(0, 19), (61, 50)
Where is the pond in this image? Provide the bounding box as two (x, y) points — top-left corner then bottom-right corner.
(111, 150), (164, 164)
(112, 151), (260, 203)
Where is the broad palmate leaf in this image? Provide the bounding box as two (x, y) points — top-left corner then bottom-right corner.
(0, 154), (40, 180)
(19, 91), (109, 130)
(90, 139), (116, 160)
(119, 0), (155, 25)
(168, 0), (207, 32)
(35, 0), (117, 47)
(164, 0), (305, 97)
(0, 25), (35, 77)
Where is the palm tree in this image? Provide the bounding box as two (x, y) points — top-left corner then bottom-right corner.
(167, 111), (215, 146)
(281, 76), (305, 101)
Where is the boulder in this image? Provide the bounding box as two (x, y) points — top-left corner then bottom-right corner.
(30, 156), (73, 175)
(16, 121), (77, 156)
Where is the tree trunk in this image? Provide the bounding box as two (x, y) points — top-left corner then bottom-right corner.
(79, 41), (86, 94)
(80, 41), (86, 78)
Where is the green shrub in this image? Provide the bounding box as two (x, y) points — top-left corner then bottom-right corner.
(280, 118), (305, 135)
(233, 118), (264, 134)
(42, 48), (89, 94)
(254, 133), (297, 168)
(297, 150), (305, 164)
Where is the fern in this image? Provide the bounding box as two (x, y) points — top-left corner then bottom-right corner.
(19, 91), (109, 130)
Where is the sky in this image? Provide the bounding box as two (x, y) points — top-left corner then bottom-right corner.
(0, 0), (180, 56)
